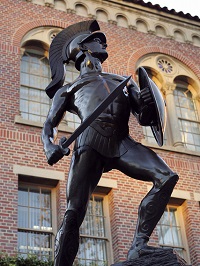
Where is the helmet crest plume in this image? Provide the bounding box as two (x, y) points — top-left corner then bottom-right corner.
(46, 20), (101, 99)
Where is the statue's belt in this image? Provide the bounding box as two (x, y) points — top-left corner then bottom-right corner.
(91, 121), (129, 138)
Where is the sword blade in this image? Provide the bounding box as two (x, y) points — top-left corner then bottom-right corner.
(61, 75), (131, 149)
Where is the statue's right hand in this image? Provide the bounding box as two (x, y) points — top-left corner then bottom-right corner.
(45, 144), (70, 166)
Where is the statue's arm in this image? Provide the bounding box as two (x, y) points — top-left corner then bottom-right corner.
(127, 78), (154, 126)
(42, 86), (70, 165)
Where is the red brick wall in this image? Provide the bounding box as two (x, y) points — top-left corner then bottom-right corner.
(1, 0), (200, 265)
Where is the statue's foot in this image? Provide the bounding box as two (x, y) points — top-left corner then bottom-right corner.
(127, 245), (172, 260)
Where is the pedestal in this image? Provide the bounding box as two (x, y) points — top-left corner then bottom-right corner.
(111, 249), (191, 266)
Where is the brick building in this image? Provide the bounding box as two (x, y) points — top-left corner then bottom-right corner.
(0, 0), (200, 265)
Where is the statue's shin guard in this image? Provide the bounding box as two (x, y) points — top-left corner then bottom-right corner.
(54, 210), (79, 266)
(133, 174), (178, 247)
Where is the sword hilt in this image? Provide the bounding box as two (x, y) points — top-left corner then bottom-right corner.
(59, 137), (70, 156)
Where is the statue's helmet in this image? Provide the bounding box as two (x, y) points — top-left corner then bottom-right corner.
(45, 20), (107, 99)
(65, 31), (107, 70)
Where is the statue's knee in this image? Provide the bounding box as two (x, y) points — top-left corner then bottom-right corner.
(64, 209), (78, 222)
(163, 173), (179, 188)
(59, 209), (79, 232)
(153, 173), (178, 197)
(56, 209), (79, 247)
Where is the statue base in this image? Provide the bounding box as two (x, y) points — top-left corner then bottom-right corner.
(111, 249), (191, 266)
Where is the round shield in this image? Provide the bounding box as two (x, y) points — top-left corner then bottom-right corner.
(138, 67), (166, 146)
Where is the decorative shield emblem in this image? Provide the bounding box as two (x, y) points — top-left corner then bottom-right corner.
(138, 67), (166, 146)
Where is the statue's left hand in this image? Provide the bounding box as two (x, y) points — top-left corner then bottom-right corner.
(140, 87), (153, 105)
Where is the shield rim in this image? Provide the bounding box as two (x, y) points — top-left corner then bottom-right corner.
(149, 79), (166, 146)
(139, 67), (166, 146)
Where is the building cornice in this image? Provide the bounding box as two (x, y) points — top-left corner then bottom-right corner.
(22, 0), (200, 47)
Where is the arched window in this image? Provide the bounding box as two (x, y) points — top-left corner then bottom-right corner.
(20, 41), (51, 123)
(19, 27), (81, 131)
(96, 10), (108, 23)
(116, 15), (128, 28)
(174, 30), (185, 42)
(174, 83), (200, 152)
(192, 35), (200, 46)
(155, 25), (167, 37)
(136, 19), (148, 33)
(75, 4), (88, 17)
(136, 53), (200, 152)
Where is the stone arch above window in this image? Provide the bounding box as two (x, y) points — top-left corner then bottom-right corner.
(136, 19), (148, 33)
(116, 15), (128, 28)
(96, 9), (108, 22)
(75, 3), (88, 17)
(174, 30), (185, 42)
(155, 25), (167, 38)
(136, 53), (200, 97)
(21, 26), (63, 51)
(192, 35), (200, 47)
(21, 40), (49, 56)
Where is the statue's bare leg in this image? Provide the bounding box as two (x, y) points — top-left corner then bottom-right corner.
(54, 148), (104, 266)
(113, 141), (179, 260)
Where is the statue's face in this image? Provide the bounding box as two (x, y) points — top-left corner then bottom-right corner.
(82, 38), (108, 63)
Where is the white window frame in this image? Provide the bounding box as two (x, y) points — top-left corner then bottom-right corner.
(157, 204), (190, 264)
(20, 47), (52, 124)
(75, 193), (113, 266)
(18, 181), (57, 261)
(174, 85), (200, 152)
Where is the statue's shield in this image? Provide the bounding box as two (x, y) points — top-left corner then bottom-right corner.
(138, 67), (166, 146)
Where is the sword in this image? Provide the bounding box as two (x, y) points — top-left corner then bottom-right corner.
(59, 75), (131, 151)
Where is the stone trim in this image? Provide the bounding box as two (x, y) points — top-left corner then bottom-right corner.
(13, 164), (65, 181)
(147, 185), (192, 201)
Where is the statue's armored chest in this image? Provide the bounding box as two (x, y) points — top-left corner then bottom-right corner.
(67, 73), (130, 118)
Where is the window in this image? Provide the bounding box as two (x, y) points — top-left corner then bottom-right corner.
(18, 184), (54, 261)
(174, 86), (200, 152)
(75, 195), (110, 266)
(65, 62), (79, 84)
(143, 126), (157, 144)
(20, 44), (80, 130)
(136, 54), (200, 151)
(65, 112), (81, 130)
(20, 43), (51, 123)
(64, 62), (80, 130)
(143, 126), (167, 146)
(157, 205), (189, 262)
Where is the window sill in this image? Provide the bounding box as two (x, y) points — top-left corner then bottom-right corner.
(13, 116), (200, 157)
(141, 139), (200, 157)
(14, 115), (74, 133)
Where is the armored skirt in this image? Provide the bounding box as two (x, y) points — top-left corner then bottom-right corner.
(74, 121), (138, 158)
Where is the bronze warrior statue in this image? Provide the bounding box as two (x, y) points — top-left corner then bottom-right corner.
(42, 20), (179, 265)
